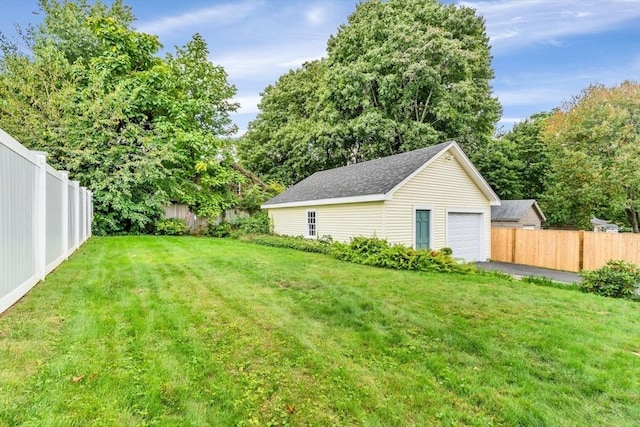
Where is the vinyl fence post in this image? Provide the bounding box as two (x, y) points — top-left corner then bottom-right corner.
(33, 151), (47, 281)
(87, 190), (93, 237)
(72, 180), (80, 250)
(60, 171), (69, 259)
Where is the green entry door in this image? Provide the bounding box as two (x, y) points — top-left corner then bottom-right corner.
(415, 210), (431, 250)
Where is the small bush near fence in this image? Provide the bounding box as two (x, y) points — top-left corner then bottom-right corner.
(207, 211), (271, 238)
(232, 211), (271, 235)
(154, 218), (187, 236)
(332, 237), (473, 274)
(579, 260), (640, 299)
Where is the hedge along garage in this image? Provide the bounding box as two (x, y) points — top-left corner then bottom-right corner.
(261, 141), (501, 262)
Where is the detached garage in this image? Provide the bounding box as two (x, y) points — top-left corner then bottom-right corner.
(261, 141), (501, 262)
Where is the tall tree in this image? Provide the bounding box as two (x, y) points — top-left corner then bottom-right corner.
(0, 0), (240, 234)
(502, 112), (552, 200)
(474, 112), (551, 200)
(541, 81), (640, 232)
(239, 59), (331, 186)
(239, 0), (500, 185)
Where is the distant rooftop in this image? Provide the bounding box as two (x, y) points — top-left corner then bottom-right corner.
(491, 199), (546, 222)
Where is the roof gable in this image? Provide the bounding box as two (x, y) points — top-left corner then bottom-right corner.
(491, 199), (546, 222)
(263, 141), (500, 208)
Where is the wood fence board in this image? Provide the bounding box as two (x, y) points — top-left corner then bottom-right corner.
(491, 227), (513, 262)
(491, 228), (639, 272)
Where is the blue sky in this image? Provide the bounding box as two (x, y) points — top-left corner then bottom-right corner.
(1, 0), (639, 136)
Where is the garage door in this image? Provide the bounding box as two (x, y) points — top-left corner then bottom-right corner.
(447, 213), (484, 262)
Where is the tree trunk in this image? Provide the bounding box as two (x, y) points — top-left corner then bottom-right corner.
(626, 207), (640, 233)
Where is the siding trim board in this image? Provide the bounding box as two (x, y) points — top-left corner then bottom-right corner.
(264, 193), (386, 209)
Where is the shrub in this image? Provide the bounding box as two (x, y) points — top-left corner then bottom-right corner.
(239, 234), (333, 254)
(332, 237), (474, 274)
(232, 211), (271, 235)
(579, 260), (640, 299)
(154, 218), (187, 235)
(207, 221), (233, 238)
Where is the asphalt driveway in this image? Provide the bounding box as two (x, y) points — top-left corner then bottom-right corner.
(475, 261), (581, 284)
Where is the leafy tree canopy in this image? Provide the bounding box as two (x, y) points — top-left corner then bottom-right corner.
(541, 81), (640, 232)
(475, 112), (551, 200)
(0, 0), (240, 234)
(238, 0), (501, 185)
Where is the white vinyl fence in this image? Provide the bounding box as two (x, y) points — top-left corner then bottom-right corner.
(1, 128), (93, 314)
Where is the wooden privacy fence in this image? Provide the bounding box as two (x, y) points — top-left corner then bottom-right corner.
(163, 204), (250, 233)
(0, 128), (93, 315)
(492, 228), (640, 272)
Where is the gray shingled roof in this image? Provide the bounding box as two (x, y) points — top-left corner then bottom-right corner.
(491, 199), (543, 222)
(263, 141), (452, 206)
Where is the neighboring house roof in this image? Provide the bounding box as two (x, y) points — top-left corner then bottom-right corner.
(591, 218), (608, 226)
(491, 199), (546, 222)
(262, 140), (500, 209)
(591, 218), (619, 230)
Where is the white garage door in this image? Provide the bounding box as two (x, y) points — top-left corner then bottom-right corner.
(447, 213), (484, 262)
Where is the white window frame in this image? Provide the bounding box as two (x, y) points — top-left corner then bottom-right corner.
(306, 209), (317, 238)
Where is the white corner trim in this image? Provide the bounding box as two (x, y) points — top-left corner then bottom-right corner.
(262, 193), (386, 209)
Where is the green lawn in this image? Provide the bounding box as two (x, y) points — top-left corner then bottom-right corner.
(1, 236), (638, 426)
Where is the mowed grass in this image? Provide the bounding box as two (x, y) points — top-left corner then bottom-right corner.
(1, 237), (639, 426)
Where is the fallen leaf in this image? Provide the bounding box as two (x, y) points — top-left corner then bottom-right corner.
(72, 375), (85, 383)
(287, 404), (296, 414)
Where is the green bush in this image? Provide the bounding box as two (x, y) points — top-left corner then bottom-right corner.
(232, 211), (271, 235)
(579, 260), (640, 299)
(332, 236), (474, 274)
(154, 218), (187, 236)
(238, 234), (332, 254)
(207, 221), (233, 238)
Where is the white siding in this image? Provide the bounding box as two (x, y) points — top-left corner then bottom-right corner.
(384, 154), (491, 258)
(269, 202), (384, 242)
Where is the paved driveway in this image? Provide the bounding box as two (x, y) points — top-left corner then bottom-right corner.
(475, 261), (581, 284)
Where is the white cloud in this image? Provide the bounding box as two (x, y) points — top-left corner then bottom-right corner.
(233, 95), (262, 114)
(231, 128), (248, 138)
(137, 1), (263, 35)
(306, 6), (327, 26)
(497, 87), (567, 106)
(498, 117), (524, 124)
(459, 0), (640, 52)
(214, 43), (326, 79)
